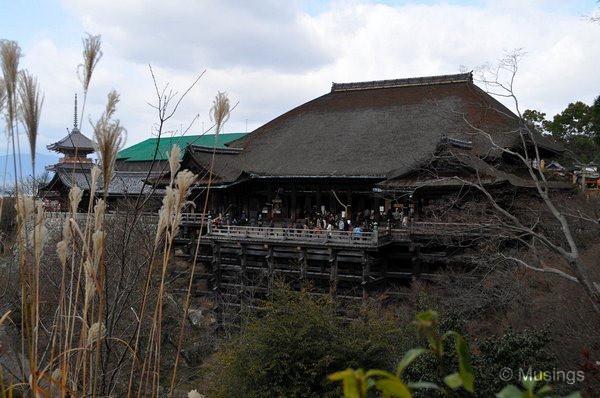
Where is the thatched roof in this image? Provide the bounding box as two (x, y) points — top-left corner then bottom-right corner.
(226, 72), (539, 178)
(152, 145), (244, 187)
(377, 151), (573, 192)
(174, 73), (564, 190)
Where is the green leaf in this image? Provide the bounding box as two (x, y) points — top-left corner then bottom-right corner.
(444, 372), (463, 389)
(416, 310), (439, 323)
(365, 369), (397, 380)
(328, 369), (362, 398)
(408, 381), (440, 390)
(396, 348), (428, 376)
(343, 376), (361, 398)
(444, 331), (475, 393)
(562, 393), (582, 398)
(328, 369), (354, 381)
(521, 377), (536, 392)
(496, 384), (524, 398)
(374, 378), (412, 398)
(536, 384), (552, 394)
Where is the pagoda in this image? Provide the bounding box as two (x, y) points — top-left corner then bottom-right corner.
(46, 94), (95, 171)
(39, 95), (96, 210)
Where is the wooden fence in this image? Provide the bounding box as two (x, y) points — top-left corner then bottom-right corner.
(207, 225), (383, 247)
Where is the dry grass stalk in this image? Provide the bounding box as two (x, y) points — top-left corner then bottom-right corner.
(68, 185), (83, 215)
(169, 92), (231, 395)
(0, 40), (21, 123)
(18, 70), (44, 169)
(86, 322), (106, 347)
(210, 91), (230, 135)
(93, 90), (125, 193)
(0, 77), (6, 113)
(78, 33), (102, 94)
(0, 77), (6, 222)
(138, 145), (197, 396)
(168, 144), (181, 185)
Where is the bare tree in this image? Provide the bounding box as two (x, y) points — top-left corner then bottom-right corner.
(448, 51), (600, 311)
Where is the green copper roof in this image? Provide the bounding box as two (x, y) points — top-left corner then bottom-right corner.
(117, 133), (246, 162)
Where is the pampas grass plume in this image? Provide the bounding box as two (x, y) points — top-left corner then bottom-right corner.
(210, 91), (230, 136)
(68, 185), (83, 215)
(87, 322), (106, 346)
(0, 40), (21, 123)
(188, 390), (204, 398)
(18, 70), (44, 166)
(94, 90), (125, 192)
(168, 144), (181, 185)
(94, 198), (105, 232)
(90, 166), (101, 199)
(56, 240), (68, 267)
(78, 33), (102, 93)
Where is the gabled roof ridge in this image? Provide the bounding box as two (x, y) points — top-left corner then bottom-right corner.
(331, 72), (473, 92)
(189, 144), (243, 154)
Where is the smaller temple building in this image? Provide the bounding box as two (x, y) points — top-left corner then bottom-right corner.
(39, 96), (95, 211)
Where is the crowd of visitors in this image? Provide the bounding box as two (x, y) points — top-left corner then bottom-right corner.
(209, 204), (415, 235)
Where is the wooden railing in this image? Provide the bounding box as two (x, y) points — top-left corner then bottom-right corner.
(204, 222), (500, 246)
(43, 212), (500, 245)
(409, 222), (494, 235)
(181, 213), (208, 225)
(45, 212), (159, 224)
(391, 222), (496, 241)
(207, 225), (384, 247)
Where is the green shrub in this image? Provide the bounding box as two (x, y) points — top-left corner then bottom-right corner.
(205, 285), (408, 398)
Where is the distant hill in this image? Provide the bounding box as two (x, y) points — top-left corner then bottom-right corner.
(0, 153), (58, 185)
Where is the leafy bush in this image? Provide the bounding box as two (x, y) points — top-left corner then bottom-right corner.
(474, 329), (557, 396)
(205, 285), (409, 397)
(329, 311), (578, 398)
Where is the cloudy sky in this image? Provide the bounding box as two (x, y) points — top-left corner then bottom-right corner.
(1, 0), (600, 171)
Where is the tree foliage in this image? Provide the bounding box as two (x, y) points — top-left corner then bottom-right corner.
(204, 285), (409, 398)
(523, 96), (600, 163)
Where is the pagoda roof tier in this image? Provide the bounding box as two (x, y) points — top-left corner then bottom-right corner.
(47, 129), (95, 153)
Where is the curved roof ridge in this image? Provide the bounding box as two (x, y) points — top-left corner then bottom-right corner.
(47, 129), (95, 152)
(331, 72), (473, 92)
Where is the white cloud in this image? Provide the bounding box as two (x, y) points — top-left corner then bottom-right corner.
(65, 0), (333, 72)
(2, 0), (599, 166)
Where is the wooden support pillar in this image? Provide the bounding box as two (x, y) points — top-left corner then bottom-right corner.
(299, 247), (307, 285)
(329, 248), (338, 295)
(382, 256), (388, 277)
(212, 242), (222, 326)
(329, 192), (336, 213)
(362, 252), (371, 302)
(291, 186), (297, 220)
(411, 243), (422, 279)
(239, 244), (247, 306)
(244, 186), (250, 214)
(346, 190), (352, 220)
(316, 188), (322, 209)
(266, 245), (275, 293)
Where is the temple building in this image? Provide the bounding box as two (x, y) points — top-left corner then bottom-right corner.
(39, 95), (96, 211)
(156, 73), (572, 316)
(171, 72), (567, 224)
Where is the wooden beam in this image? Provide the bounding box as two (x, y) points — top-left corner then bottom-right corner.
(329, 248), (338, 295)
(266, 245), (274, 292)
(299, 247), (308, 284)
(362, 252), (372, 301)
